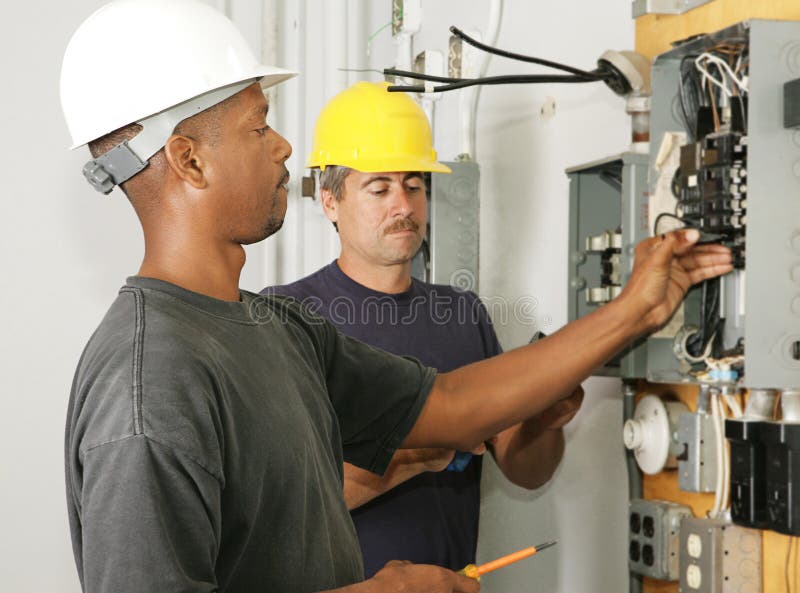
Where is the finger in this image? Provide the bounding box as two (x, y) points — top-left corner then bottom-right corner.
(686, 262), (734, 285)
(685, 243), (733, 255)
(669, 228), (703, 256)
(678, 250), (733, 270)
(455, 572), (482, 592)
(471, 443), (487, 455)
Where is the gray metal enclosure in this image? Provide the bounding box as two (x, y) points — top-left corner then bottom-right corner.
(647, 20), (800, 389)
(566, 152), (649, 378)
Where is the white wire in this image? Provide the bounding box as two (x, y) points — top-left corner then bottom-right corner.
(717, 395), (731, 511)
(723, 392), (744, 418)
(710, 391), (725, 518)
(694, 52), (749, 98)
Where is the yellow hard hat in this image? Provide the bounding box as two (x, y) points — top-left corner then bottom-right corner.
(307, 81), (451, 174)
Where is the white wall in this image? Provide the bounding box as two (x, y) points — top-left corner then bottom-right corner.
(0, 1), (632, 591)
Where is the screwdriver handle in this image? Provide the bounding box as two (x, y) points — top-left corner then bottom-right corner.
(458, 564), (480, 580)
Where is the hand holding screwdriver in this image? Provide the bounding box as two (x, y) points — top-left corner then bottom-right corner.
(459, 541), (557, 580)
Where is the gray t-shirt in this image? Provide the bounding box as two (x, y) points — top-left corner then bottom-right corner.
(65, 276), (435, 593)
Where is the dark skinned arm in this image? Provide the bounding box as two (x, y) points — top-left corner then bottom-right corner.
(402, 231), (732, 451)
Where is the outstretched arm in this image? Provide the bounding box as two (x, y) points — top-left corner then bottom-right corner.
(403, 230), (732, 451)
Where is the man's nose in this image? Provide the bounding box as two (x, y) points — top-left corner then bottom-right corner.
(390, 188), (414, 216)
(273, 131), (292, 161)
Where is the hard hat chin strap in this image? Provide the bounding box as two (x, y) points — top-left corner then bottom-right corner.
(82, 79), (256, 194)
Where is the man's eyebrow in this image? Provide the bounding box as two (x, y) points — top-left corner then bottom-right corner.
(247, 103), (269, 122)
(360, 176), (392, 189)
(360, 173), (424, 189)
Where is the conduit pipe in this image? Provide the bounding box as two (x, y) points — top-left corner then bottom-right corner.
(458, 0), (503, 160)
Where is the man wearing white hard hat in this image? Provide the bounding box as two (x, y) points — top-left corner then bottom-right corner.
(61, 1), (733, 592)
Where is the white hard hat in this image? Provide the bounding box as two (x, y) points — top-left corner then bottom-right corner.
(60, 0), (297, 193)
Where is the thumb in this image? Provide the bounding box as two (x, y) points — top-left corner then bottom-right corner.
(471, 443), (487, 455)
(646, 228), (700, 267)
(669, 228), (701, 255)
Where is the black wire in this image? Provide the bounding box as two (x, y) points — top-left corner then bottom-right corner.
(653, 212), (686, 235)
(383, 68), (464, 83)
(449, 26), (605, 79)
(388, 73), (599, 93)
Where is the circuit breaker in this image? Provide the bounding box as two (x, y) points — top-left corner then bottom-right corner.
(629, 499), (692, 580)
(678, 518), (762, 593)
(761, 421), (800, 535)
(725, 419), (768, 529)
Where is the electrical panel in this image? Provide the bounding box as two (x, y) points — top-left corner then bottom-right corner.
(566, 20), (800, 387)
(646, 20), (800, 388)
(678, 518), (762, 593)
(566, 152), (649, 377)
(629, 499), (692, 580)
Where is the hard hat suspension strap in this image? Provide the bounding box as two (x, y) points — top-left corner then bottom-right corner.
(82, 79), (256, 194)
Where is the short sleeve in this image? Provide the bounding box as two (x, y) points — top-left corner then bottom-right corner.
(322, 328), (436, 475)
(469, 291), (504, 358)
(78, 435), (221, 593)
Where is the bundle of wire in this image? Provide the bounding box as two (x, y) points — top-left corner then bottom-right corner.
(386, 26), (613, 93)
(678, 43), (749, 141)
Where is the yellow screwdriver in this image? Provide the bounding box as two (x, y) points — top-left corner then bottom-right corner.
(459, 541), (557, 580)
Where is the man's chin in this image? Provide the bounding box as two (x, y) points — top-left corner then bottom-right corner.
(238, 217), (285, 245)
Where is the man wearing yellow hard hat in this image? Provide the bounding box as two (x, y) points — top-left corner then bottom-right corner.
(60, 1), (732, 592)
(265, 81), (584, 577)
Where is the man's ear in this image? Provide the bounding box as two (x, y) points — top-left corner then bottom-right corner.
(320, 188), (339, 224)
(163, 134), (208, 189)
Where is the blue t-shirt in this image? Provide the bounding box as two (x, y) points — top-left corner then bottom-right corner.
(265, 261), (502, 576)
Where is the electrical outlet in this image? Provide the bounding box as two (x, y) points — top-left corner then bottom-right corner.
(629, 499), (692, 580)
(678, 518), (762, 593)
(678, 412), (718, 492)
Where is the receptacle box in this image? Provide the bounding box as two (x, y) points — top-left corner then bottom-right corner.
(630, 499), (692, 580)
(678, 412), (718, 492)
(678, 518), (762, 593)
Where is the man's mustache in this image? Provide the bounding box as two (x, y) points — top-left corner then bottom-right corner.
(384, 218), (420, 235)
(277, 169), (290, 188)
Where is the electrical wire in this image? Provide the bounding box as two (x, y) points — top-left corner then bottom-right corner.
(448, 25), (604, 78)
(383, 68), (464, 83)
(787, 536), (795, 593)
(387, 73), (600, 93)
(653, 212), (686, 235)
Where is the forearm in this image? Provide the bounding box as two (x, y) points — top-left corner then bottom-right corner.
(344, 449), (451, 510)
(404, 296), (645, 449)
(490, 419), (565, 490)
